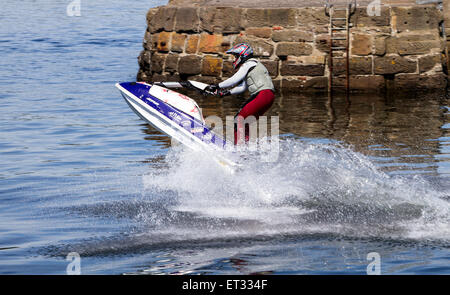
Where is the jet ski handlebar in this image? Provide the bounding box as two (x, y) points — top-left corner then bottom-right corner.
(153, 81), (217, 97)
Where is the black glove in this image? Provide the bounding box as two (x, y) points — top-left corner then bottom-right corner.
(218, 90), (231, 97)
(205, 84), (219, 93)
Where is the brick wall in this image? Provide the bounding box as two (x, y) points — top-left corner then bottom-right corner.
(137, 5), (447, 93)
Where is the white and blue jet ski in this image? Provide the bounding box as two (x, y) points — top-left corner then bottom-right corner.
(115, 81), (238, 171)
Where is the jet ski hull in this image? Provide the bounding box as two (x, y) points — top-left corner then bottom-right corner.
(115, 82), (226, 151)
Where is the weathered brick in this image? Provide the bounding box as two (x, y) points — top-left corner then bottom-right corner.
(174, 7), (199, 32)
(171, 33), (186, 53)
(156, 31), (171, 52)
(352, 34), (372, 56)
(272, 30), (314, 42)
(152, 73), (181, 82)
(276, 42), (313, 57)
(138, 50), (151, 72)
(137, 69), (150, 83)
(186, 35), (200, 54)
(261, 60), (279, 77)
(351, 7), (390, 28)
(179, 55), (202, 75)
(297, 8), (328, 27)
(246, 27), (273, 39)
(222, 60), (235, 77)
(418, 54), (443, 73)
(151, 53), (166, 74)
(350, 75), (385, 92)
(392, 6), (442, 33)
(246, 8), (296, 27)
(199, 34), (225, 53)
(374, 55), (417, 74)
(281, 61), (324, 76)
(146, 8), (158, 26)
(235, 36), (274, 57)
(385, 34), (442, 56)
(165, 53), (179, 73)
(315, 34), (330, 53)
(202, 56), (223, 76)
(296, 55), (326, 65)
(143, 31), (154, 51)
(200, 7), (244, 34)
(374, 35), (388, 56)
(350, 56), (372, 75)
(393, 73), (447, 90)
(148, 7), (177, 33)
(334, 57), (372, 76)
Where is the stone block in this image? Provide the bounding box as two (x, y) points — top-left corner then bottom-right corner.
(351, 7), (390, 28)
(296, 55), (326, 65)
(156, 31), (171, 52)
(350, 56), (372, 75)
(202, 56), (223, 76)
(171, 33), (186, 53)
(165, 53), (179, 73)
(392, 6), (443, 33)
(281, 78), (305, 93)
(351, 75), (385, 92)
(222, 60), (234, 77)
(272, 29), (314, 42)
(148, 7), (177, 33)
(352, 33), (372, 56)
(174, 7), (199, 32)
(418, 54), (443, 73)
(179, 55), (202, 75)
(315, 34), (330, 53)
(146, 8), (158, 26)
(276, 42), (313, 57)
(297, 8), (328, 27)
(246, 8), (296, 27)
(281, 61), (324, 76)
(246, 27), (273, 39)
(151, 53), (166, 73)
(186, 35), (200, 54)
(385, 34), (442, 56)
(333, 56), (372, 76)
(138, 50), (151, 72)
(143, 31), (155, 51)
(137, 69), (150, 83)
(200, 7), (244, 34)
(304, 76), (328, 91)
(235, 36), (274, 57)
(374, 35), (388, 56)
(393, 73), (447, 90)
(374, 55), (417, 74)
(199, 34), (225, 53)
(261, 60), (279, 77)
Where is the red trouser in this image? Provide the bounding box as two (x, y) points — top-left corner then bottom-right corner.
(234, 89), (275, 145)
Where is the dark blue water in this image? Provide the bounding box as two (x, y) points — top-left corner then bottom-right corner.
(0, 0), (449, 274)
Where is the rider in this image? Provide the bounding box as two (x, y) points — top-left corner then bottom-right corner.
(206, 43), (275, 145)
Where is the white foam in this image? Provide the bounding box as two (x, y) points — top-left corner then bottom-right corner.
(141, 138), (450, 242)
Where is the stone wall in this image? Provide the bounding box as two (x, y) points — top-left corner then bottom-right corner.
(137, 4), (447, 93)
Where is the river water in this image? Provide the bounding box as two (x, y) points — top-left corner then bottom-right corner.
(0, 0), (449, 274)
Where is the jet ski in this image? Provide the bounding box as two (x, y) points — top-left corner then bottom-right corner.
(115, 80), (237, 171)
